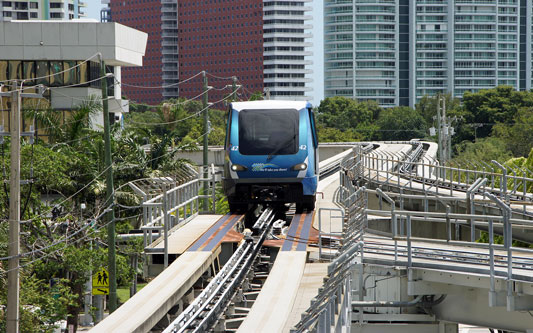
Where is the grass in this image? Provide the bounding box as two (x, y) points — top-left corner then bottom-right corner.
(117, 282), (147, 304)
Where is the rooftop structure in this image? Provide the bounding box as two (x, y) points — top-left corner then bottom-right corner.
(0, 21), (147, 131)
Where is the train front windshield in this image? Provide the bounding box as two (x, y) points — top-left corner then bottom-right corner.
(238, 109), (299, 155)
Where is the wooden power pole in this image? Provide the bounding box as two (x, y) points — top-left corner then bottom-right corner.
(1, 81), (44, 333)
(7, 80), (21, 333)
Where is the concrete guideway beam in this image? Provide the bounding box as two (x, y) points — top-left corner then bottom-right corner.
(408, 268), (533, 332)
(90, 250), (219, 333)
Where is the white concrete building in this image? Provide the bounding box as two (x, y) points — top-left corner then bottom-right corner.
(263, 0), (313, 100)
(1, 0), (86, 21)
(0, 21), (147, 131)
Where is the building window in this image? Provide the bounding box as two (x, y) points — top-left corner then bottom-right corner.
(30, 2), (38, 9)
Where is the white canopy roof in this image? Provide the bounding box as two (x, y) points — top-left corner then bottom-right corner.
(0, 21), (147, 67)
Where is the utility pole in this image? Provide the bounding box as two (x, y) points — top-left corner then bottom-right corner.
(202, 71), (209, 211)
(1, 81), (44, 333)
(436, 95), (444, 165)
(441, 96), (449, 165)
(7, 80), (21, 333)
(100, 59), (117, 312)
(232, 76), (237, 102)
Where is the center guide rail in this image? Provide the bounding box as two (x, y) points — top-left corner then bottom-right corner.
(163, 207), (276, 333)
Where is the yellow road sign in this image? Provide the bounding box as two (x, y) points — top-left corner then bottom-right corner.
(93, 287), (109, 295)
(93, 268), (109, 288)
(92, 268), (110, 295)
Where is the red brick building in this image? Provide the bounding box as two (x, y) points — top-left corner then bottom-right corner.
(108, 0), (264, 106)
(177, 0), (264, 104)
(108, 0), (164, 105)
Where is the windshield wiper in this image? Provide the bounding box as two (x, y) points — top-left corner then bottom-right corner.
(267, 134), (296, 160)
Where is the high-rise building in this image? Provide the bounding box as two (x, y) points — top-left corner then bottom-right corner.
(177, 0), (264, 102)
(263, 0), (313, 100)
(1, 0), (86, 21)
(324, 0), (527, 108)
(108, 0), (313, 105)
(107, 0), (163, 104)
(161, 0), (178, 100)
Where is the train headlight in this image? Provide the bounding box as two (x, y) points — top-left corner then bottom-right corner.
(231, 164), (247, 171)
(292, 163), (307, 171)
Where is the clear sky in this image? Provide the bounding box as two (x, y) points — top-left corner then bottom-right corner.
(85, 1), (324, 105)
(85, 1), (103, 21)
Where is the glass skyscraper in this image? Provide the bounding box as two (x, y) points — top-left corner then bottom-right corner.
(325, 0), (528, 107)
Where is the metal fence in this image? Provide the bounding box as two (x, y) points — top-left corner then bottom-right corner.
(363, 152), (533, 214)
(293, 142), (533, 331)
(292, 146), (368, 333)
(140, 164), (220, 268)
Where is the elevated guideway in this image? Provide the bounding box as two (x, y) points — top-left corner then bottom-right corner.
(91, 141), (533, 332)
(238, 145), (381, 333)
(289, 143), (533, 333)
(363, 141), (533, 244)
(91, 144), (363, 333)
(90, 214), (244, 333)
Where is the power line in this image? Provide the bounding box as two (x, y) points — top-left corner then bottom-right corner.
(0, 164), (114, 226)
(117, 71), (204, 89)
(0, 203), (121, 275)
(125, 88), (239, 127)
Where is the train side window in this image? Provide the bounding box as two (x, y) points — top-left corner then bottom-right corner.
(225, 109), (233, 149)
(308, 108), (318, 148)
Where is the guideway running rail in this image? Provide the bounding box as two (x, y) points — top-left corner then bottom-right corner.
(163, 208), (276, 333)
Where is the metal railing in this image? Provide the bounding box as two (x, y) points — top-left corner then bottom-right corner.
(362, 174), (533, 313)
(291, 242), (364, 333)
(362, 153), (533, 214)
(140, 164), (220, 267)
(292, 146), (368, 332)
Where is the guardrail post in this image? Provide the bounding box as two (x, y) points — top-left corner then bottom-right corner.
(163, 185), (169, 268)
(318, 310), (326, 333)
(492, 160), (508, 202)
(407, 215), (412, 268)
(489, 217), (496, 304)
(467, 178), (487, 242)
(446, 205), (451, 241)
(485, 192), (513, 308)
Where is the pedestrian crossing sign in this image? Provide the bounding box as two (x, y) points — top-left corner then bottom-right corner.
(92, 268), (109, 295)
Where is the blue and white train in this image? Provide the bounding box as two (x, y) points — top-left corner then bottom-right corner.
(223, 100), (319, 212)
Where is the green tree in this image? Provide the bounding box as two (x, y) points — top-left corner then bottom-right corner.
(415, 93), (460, 129)
(492, 106), (533, 157)
(376, 106), (426, 141)
(452, 137), (512, 166)
(316, 97), (376, 134)
(458, 86), (533, 141)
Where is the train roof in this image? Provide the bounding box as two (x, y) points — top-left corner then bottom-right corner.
(230, 100), (311, 111)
